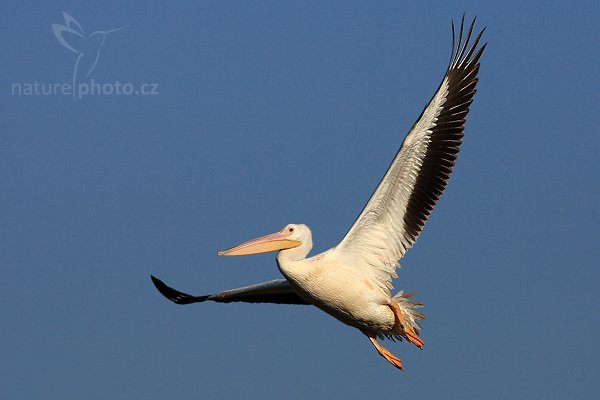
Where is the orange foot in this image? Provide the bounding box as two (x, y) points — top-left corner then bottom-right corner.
(391, 302), (424, 349)
(364, 332), (403, 370)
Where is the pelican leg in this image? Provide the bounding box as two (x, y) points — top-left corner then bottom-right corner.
(390, 302), (424, 349)
(363, 331), (403, 370)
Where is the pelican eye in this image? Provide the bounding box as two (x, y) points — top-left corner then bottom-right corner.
(288, 227), (294, 233)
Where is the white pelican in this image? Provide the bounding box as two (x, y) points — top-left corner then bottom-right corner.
(152, 16), (486, 370)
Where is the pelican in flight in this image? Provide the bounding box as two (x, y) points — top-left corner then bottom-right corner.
(152, 16), (486, 370)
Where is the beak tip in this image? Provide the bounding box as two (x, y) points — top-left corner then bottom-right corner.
(217, 251), (225, 256)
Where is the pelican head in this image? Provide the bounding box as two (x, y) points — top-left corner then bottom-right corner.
(218, 223), (313, 260)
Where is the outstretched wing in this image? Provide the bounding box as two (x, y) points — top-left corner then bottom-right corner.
(335, 16), (486, 293)
(151, 275), (309, 305)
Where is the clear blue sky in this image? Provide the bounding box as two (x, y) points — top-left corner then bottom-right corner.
(2, 1), (599, 399)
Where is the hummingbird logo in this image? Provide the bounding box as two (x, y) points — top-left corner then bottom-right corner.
(52, 12), (126, 99)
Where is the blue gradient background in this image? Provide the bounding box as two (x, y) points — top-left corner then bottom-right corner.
(2, 1), (598, 399)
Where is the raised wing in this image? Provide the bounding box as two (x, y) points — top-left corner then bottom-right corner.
(151, 275), (309, 305)
(336, 16), (486, 292)
(51, 23), (87, 53)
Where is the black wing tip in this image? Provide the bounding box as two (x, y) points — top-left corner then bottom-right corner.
(150, 275), (208, 305)
(449, 14), (487, 70)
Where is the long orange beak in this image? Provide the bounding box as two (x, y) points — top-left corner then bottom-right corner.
(217, 229), (302, 256)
